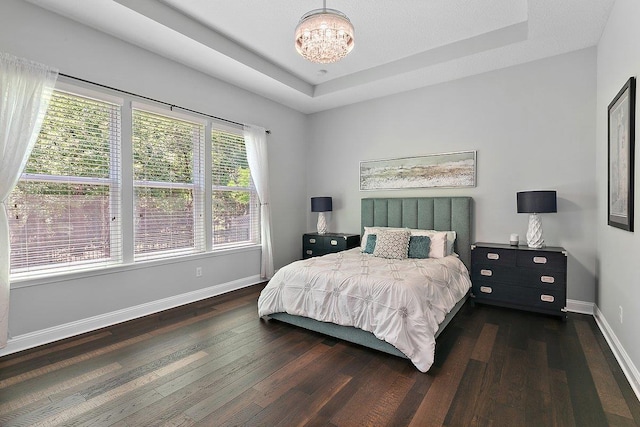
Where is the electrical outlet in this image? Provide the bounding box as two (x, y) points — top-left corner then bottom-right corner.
(619, 305), (623, 324)
(196, 267), (202, 277)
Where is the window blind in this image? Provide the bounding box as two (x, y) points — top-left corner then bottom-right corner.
(211, 129), (260, 247)
(8, 90), (121, 276)
(133, 109), (205, 260)
(8, 81), (263, 281)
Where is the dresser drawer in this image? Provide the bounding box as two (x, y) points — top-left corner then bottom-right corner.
(473, 281), (565, 312)
(516, 250), (566, 271)
(472, 246), (516, 266)
(471, 265), (521, 284)
(325, 236), (348, 250)
(303, 247), (321, 258)
(472, 265), (565, 290)
(518, 269), (566, 289)
(303, 235), (324, 248)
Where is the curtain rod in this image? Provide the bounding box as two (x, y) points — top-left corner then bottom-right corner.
(58, 73), (271, 134)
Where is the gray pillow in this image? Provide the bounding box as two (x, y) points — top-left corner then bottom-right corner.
(372, 230), (410, 259)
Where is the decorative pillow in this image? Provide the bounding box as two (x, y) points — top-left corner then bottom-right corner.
(361, 226), (405, 250)
(426, 231), (448, 258)
(440, 230), (456, 255)
(361, 226), (456, 255)
(363, 234), (377, 254)
(372, 230), (411, 259)
(408, 235), (431, 259)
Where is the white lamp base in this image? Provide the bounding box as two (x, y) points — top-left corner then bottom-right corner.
(526, 213), (545, 248)
(317, 212), (328, 234)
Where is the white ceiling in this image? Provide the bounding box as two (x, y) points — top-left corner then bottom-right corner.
(27, 0), (614, 114)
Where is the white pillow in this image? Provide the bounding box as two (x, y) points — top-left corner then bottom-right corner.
(372, 230), (411, 259)
(425, 231), (447, 258)
(408, 229), (456, 256)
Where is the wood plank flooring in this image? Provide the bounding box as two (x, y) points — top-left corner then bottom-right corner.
(1, 283), (639, 426)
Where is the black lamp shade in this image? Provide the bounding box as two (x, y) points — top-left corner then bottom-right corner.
(517, 191), (557, 213)
(311, 197), (332, 212)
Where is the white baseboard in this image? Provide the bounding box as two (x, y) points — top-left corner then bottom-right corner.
(0, 275), (262, 358)
(593, 305), (640, 402)
(567, 299), (595, 315)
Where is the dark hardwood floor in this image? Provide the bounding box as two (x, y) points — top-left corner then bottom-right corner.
(1, 283), (639, 426)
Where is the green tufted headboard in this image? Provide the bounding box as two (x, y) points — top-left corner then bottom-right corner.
(361, 197), (473, 270)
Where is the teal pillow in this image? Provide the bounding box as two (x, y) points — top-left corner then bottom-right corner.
(408, 235), (431, 259)
(363, 234), (377, 254)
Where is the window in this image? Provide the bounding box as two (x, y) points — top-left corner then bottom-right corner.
(211, 129), (260, 247)
(8, 90), (121, 276)
(8, 83), (261, 280)
(132, 108), (205, 260)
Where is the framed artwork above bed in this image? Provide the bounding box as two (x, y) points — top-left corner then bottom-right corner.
(359, 150), (476, 191)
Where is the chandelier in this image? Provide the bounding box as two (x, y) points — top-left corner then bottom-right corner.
(295, 1), (354, 64)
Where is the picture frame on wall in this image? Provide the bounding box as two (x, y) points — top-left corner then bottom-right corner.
(608, 76), (636, 231)
(359, 150), (476, 191)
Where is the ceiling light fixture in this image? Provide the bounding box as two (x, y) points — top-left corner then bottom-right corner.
(295, 1), (354, 64)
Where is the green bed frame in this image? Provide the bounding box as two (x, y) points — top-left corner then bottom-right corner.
(265, 196), (473, 360)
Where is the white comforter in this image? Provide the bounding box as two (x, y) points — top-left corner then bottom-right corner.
(257, 248), (471, 372)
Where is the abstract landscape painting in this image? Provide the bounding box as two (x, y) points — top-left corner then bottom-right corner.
(360, 151), (476, 190)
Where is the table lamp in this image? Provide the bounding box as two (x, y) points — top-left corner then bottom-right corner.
(517, 190), (557, 248)
(311, 196), (332, 234)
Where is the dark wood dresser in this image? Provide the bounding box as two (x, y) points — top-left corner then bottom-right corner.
(471, 242), (567, 318)
(302, 232), (360, 259)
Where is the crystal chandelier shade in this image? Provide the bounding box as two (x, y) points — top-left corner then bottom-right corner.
(295, 7), (354, 64)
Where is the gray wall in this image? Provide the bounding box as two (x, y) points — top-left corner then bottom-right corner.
(596, 0), (640, 385)
(307, 48), (597, 304)
(0, 0), (307, 339)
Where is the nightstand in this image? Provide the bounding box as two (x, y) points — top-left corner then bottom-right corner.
(302, 232), (360, 259)
(471, 242), (567, 319)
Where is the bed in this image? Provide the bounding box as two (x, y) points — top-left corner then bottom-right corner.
(258, 197), (473, 372)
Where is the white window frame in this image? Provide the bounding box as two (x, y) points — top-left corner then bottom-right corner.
(210, 126), (260, 250)
(8, 80), (261, 282)
(131, 103), (206, 261)
(9, 84), (123, 278)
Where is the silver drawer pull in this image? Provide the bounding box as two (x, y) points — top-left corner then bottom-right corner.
(487, 253), (499, 260)
(330, 240), (338, 246)
(309, 238), (316, 244)
(533, 256), (547, 264)
(540, 294), (555, 303)
(541, 275), (555, 284)
(480, 286), (493, 294)
(480, 269), (493, 277)
(306, 250), (313, 255)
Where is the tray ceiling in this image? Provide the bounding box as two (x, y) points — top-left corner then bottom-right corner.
(27, 0), (614, 113)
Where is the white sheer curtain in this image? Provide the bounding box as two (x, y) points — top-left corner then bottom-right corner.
(243, 124), (274, 279)
(0, 53), (58, 348)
